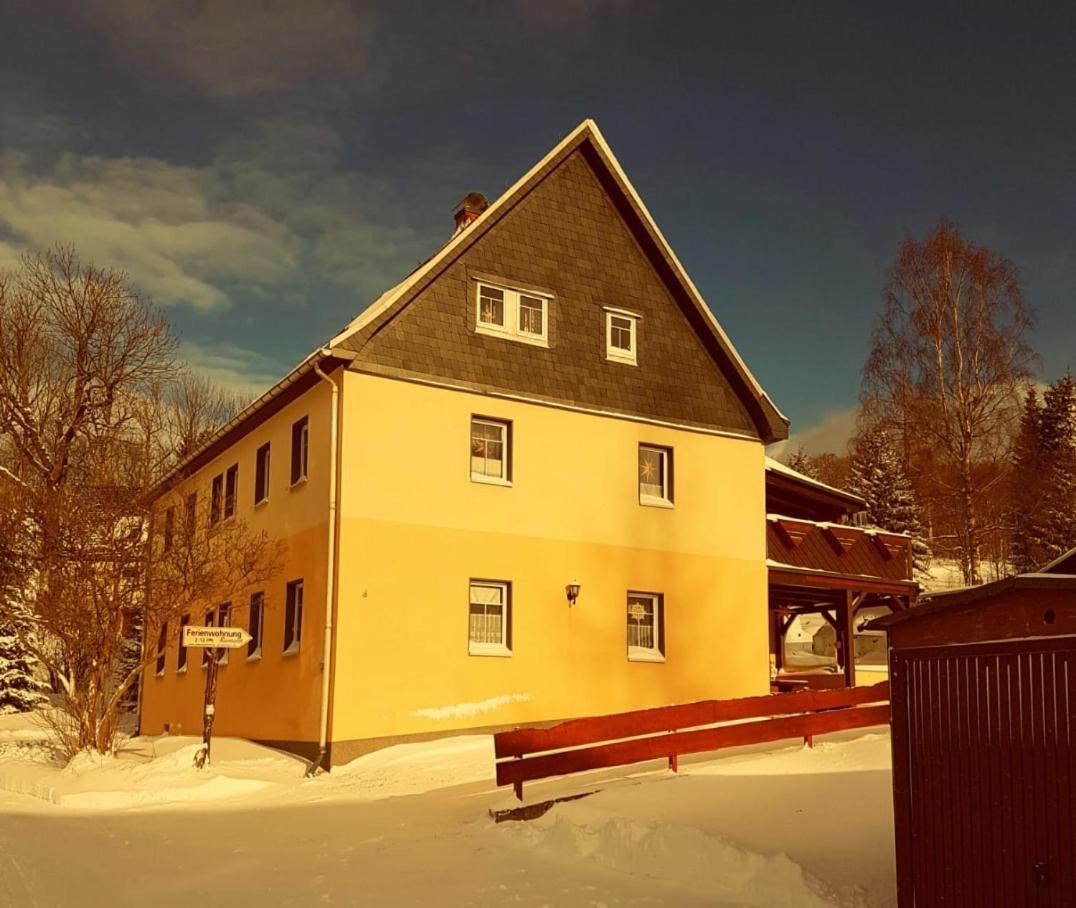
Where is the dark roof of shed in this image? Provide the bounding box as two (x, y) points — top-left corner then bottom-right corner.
(1042, 547), (1076, 575)
(868, 572), (1076, 630)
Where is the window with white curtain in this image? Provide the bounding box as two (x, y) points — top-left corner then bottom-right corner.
(469, 580), (511, 656)
(639, 444), (673, 506)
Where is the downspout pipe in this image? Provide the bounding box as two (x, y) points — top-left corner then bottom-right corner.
(307, 352), (342, 775)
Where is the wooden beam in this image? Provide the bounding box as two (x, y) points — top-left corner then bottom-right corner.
(769, 567), (919, 596)
(841, 589), (856, 687)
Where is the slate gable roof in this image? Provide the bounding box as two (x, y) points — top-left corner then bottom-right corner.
(156, 120), (788, 494)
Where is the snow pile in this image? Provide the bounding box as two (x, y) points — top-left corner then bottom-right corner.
(326, 734), (494, 799)
(0, 734), (306, 809)
(499, 733), (896, 907)
(506, 803), (837, 907)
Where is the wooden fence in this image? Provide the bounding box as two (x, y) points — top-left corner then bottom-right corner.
(495, 680), (890, 799)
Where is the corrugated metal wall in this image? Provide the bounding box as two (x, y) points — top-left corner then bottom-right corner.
(890, 637), (1076, 907)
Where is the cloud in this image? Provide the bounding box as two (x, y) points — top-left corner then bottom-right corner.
(177, 339), (286, 401)
(768, 406), (860, 459)
(0, 151), (298, 310)
(0, 117), (429, 312)
(82, 0), (369, 102)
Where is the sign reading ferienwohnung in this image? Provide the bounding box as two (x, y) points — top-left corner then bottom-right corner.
(182, 626), (253, 649)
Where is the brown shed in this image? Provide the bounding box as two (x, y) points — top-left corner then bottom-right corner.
(871, 569), (1076, 908)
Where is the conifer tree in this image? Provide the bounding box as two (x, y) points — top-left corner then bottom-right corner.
(784, 448), (817, 479)
(1010, 387), (1048, 572)
(0, 623), (44, 714)
(848, 425), (931, 573)
(1040, 373), (1076, 561)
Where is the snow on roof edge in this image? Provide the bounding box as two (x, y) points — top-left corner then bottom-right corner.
(764, 457), (865, 505)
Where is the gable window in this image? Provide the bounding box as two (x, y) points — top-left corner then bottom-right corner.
(284, 579), (303, 654)
(255, 442), (271, 505)
(210, 474), (223, 526)
(474, 281), (550, 346)
(627, 592), (665, 662)
(291, 417), (309, 486)
(477, 284), (505, 329)
(162, 506), (175, 553)
(639, 444), (673, 507)
(177, 614), (190, 672)
(605, 308), (639, 364)
(248, 591), (264, 660)
(470, 417), (511, 484)
(155, 622), (168, 676)
(224, 464), (238, 519)
(218, 602), (232, 665)
(469, 580), (511, 656)
(202, 608), (215, 667)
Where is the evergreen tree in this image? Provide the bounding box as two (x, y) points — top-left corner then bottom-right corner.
(0, 623), (44, 714)
(784, 448), (817, 479)
(848, 425), (931, 573)
(1040, 373), (1076, 561)
(1010, 387), (1048, 572)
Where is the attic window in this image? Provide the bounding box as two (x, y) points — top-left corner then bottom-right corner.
(474, 281), (549, 347)
(604, 307), (639, 364)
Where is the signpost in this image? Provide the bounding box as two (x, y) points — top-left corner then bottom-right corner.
(182, 625), (253, 768)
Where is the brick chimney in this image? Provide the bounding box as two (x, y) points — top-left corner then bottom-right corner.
(452, 191), (489, 236)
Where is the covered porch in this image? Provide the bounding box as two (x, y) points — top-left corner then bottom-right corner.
(763, 457), (919, 691)
(769, 565), (917, 691)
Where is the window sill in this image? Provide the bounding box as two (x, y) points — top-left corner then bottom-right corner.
(254, 498), (269, 510)
(283, 643), (301, 657)
(475, 324), (549, 348)
(468, 645), (512, 658)
(246, 651), (262, 663)
(290, 477), (308, 491)
(628, 649), (666, 664)
(640, 497), (674, 510)
(176, 666), (188, 675)
(471, 474), (513, 488)
(606, 352), (637, 366)
(155, 671), (165, 679)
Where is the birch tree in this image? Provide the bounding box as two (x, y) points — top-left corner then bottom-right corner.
(862, 219), (1035, 584)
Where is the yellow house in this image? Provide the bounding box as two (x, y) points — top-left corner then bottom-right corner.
(140, 120), (789, 766)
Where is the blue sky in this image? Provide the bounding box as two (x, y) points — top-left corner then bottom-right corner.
(2, 1), (1073, 453)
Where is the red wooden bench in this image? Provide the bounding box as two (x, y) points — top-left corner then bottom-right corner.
(495, 681), (890, 799)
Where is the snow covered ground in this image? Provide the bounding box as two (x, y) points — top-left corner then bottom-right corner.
(0, 712), (896, 907)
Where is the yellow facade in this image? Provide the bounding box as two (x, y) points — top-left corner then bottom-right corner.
(140, 379), (334, 747)
(141, 367), (770, 757)
(329, 371), (769, 746)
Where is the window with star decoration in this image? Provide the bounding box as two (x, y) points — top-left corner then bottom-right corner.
(471, 417), (511, 484)
(638, 444), (672, 506)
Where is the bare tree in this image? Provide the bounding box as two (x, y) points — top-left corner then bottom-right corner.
(165, 370), (247, 461)
(0, 248), (283, 755)
(862, 219), (1036, 583)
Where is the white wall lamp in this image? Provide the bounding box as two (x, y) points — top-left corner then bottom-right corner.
(566, 579), (581, 606)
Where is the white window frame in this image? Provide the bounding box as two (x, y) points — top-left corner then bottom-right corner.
(604, 307), (639, 365)
(468, 580), (511, 657)
(638, 444), (673, 508)
(474, 281), (550, 347)
(627, 592), (665, 662)
(470, 416), (511, 486)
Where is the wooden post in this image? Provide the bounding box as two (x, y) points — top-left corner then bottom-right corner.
(840, 590), (857, 687)
(195, 650), (220, 769)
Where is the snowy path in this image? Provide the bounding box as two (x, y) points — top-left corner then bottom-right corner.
(0, 730), (896, 907)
